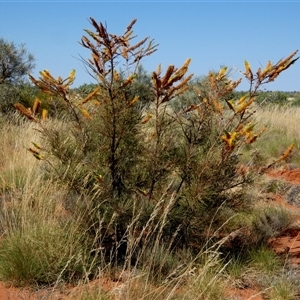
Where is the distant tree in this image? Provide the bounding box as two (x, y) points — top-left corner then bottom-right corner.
(0, 39), (35, 113)
(0, 38), (35, 85)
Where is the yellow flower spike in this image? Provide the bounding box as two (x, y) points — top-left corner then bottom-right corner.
(156, 64), (162, 75)
(42, 109), (48, 121)
(33, 153), (44, 160)
(81, 108), (92, 119)
(42, 70), (55, 80)
(260, 60), (273, 78)
(28, 148), (44, 160)
(69, 69), (76, 79)
(241, 123), (256, 135)
(167, 58), (191, 84)
(94, 174), (103, 183)
(216, 66), (227, 80)
(237, 95), (248, 105)
(221, 131), (238, 149)
(236, 97), (254, 114)
(113, 70), (119, 81)
(67, 69), (76, 85)
(244, 60), (253, 81)
(31, 142), (41, 150)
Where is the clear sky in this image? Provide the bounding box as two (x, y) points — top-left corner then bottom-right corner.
(1, 1), (300, 91)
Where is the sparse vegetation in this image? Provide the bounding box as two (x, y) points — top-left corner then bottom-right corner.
(0, 17), (299, 299)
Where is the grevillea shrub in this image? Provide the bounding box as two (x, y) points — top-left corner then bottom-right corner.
(14, 17), (298, 258)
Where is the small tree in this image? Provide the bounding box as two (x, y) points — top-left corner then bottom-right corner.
(0, 38), (35, 113)
(0, 38), (35, 85)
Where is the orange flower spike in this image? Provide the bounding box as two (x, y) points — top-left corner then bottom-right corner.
(82, 87), (100, 104)
(32, 98), (41, 114)
(122, 74), (136, 87)
(141, 114), (153, 124)
(278, 144), (295, 162)
(129, 95), (139, 106)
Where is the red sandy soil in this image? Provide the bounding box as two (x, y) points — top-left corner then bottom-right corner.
(1, 167), (300, 300)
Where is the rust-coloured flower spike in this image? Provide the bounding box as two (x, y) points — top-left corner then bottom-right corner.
(152, 71), (162, 90)
(161, 65), (175, 87)
(14, 103), (38, 122)
(141, 114), (153, 124)
(125, 18), (137, 33)
(167, 58), (191, 85)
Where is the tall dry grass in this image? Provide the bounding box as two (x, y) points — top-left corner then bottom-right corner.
(241, 105), (300, 166)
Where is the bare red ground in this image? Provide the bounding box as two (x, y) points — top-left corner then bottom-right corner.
(1, 167), (300, 300)
(226, 287), (264, 300)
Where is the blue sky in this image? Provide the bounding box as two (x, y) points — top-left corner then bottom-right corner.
(1, 1), (299, 91)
